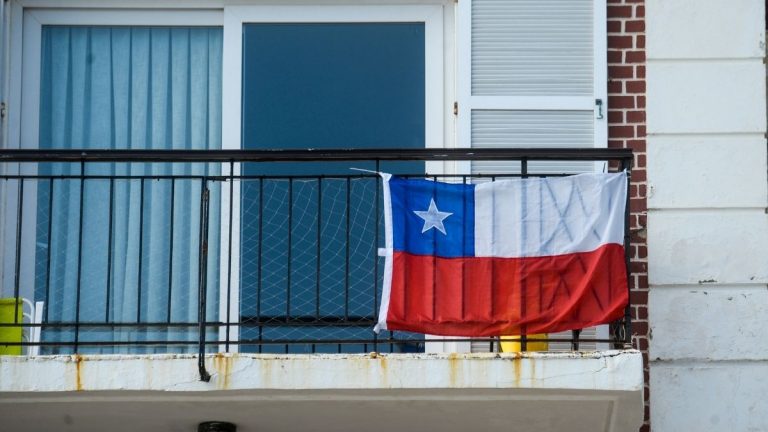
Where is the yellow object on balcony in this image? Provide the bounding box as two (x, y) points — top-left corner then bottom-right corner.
(0, 298), (23, 355)
(500, 334), (549, 352)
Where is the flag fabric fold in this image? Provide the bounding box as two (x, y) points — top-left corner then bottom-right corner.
(375, 172), (629, 337)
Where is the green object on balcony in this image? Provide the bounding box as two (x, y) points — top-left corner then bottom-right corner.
(0, 298), (23, 355)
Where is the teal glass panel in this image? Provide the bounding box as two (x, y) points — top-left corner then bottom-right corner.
(240, 23), (426, 353)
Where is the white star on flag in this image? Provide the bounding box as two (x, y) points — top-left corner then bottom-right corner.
(413, 198), (453, 235)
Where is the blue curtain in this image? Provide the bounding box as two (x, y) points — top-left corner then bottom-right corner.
(35, 26), (222, 353)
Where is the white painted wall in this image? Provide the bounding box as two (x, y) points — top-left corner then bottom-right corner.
(646, 0), (768, 431)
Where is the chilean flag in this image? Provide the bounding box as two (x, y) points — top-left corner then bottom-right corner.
(375, 172), (629, 337)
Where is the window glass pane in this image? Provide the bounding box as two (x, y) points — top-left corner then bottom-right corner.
(240, 23), (425, 353)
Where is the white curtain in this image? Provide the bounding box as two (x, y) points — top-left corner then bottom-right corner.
(35, 26), (222, 353)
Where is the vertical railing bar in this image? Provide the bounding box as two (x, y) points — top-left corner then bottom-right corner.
(257, 178), (264, 354)
(12, 178), (24, 324)
(431, 176), (437, 321)
(286, 178), (293, 321)
(490, 175), (497, 353)
(461, 175), (467, 321)
(225, 161), (234, 352)
(44, 178), (54, 323)
(344, 177), (350, 321)
(373, 160), (380, 352)
(316, 176), (322, 320)
(136, 178), (145, 323)
(166, 178), (175, 324)
(622, 158), (633, 346)
(74, 161), (85, 351)
(197, 178), (211, 382)
(106, 178), (115, 322)
(520, 158), (528, 352)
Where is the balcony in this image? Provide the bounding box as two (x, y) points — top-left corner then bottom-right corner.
(0, 148), (643, 432)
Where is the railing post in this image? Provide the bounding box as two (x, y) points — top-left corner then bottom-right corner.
(619, 158), (633, 348)
(198, 178), (212, 382)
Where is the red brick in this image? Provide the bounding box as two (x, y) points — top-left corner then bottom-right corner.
(608, 35), (634, 49)
(630, 197), (646, 212)
(637, 125), (646, 137)
(626, 140), (646, 151)
(607, 80), (623, 93)
(626, 80), (646, 94)
(609, 95), (635, 109)
(636, 5), (645, 18)
(608, 5), (633, 18)
(608, 111), (624, 123)
(631, 168), (646, 181)
(610, 125), (636, 138)
(636, 35), (646, 49)
(637, 274), (648, 289)
(636, 306), (648, 320)
(607, 20), (622, 33)
(633, 321), (649, 335)
(637, 244), (648, 259)
(625, 50), (646, 63)
(630, 290), (648, 304)
(637, 95), (646, 108)
(625, 20), (645, 33)
(608, 50), (623, 63)
(626, 109), (645, 122)
(609, 65), (635, 79)
(636, 65), (646, 78)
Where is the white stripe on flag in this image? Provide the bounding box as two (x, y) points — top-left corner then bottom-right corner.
(474, 172), (627, 258)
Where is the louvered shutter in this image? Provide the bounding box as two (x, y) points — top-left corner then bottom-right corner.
(458, 0), (609, 352)
(458, 0), (607, 174)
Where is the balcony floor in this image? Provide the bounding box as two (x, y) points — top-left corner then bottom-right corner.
(0, 351), (643, 432)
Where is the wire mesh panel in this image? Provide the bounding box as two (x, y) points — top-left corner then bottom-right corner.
(238, 174), (423, 353)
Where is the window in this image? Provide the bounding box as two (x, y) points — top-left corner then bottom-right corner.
(9, 8), (223, 353)
(458, 0), (607, 174)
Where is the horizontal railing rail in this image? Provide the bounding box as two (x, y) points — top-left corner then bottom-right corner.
(0, 148), (633, 381)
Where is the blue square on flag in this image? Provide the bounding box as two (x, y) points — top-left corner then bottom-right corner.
(389, 177), (475, 258)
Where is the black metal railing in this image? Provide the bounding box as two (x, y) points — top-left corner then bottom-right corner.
(0, 148), (633, 381)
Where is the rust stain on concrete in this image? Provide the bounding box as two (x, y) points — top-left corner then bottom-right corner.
(447, 353), (460, 386)
(512, 354), (522, 385)
(74, 354), (83, 391)
(212, 353), (232, 389)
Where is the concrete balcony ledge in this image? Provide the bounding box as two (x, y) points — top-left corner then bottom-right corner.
(1, 350), (643, 393)
(0, 350), (644, 432)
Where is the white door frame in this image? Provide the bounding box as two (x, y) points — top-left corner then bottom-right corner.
(221, 4), (446, 352)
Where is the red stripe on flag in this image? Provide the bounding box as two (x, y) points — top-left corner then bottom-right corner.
(386, 243), (628, 336)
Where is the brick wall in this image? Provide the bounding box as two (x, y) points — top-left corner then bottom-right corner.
(607, 1), (648, 431)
